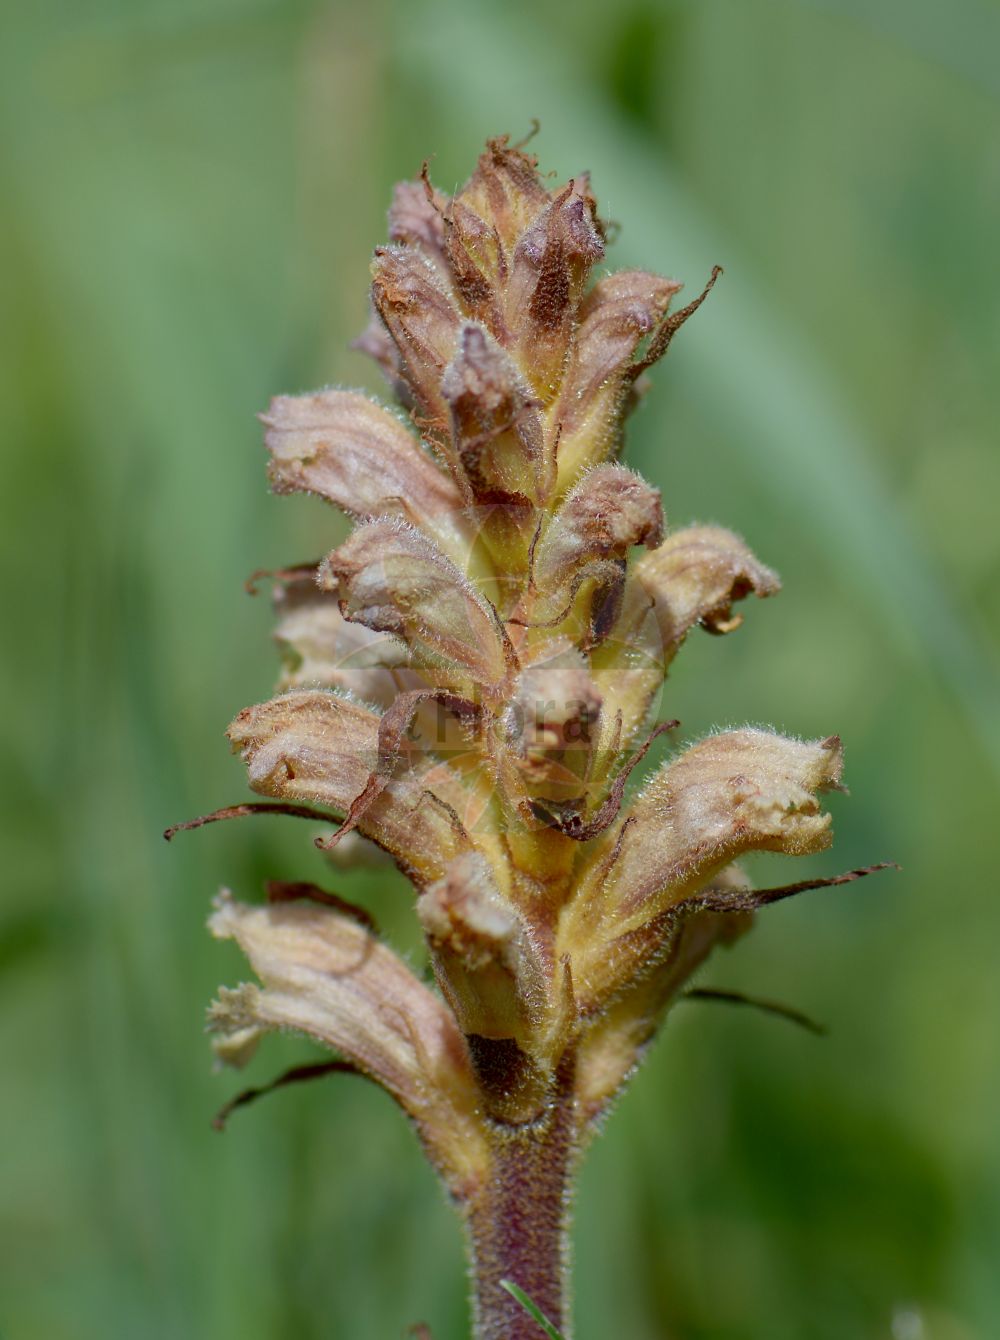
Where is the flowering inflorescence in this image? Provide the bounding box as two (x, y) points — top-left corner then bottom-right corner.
(178, 135), (885, 1340)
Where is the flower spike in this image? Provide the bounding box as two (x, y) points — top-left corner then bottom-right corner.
(181, 135), (886, 1340)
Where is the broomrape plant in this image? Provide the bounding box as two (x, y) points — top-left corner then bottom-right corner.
(170, 134), (889, 1339)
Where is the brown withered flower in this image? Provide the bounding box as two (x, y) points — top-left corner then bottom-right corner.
(170, 135), (891, 1340)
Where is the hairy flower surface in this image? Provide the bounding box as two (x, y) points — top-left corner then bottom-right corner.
(185, 135), (883, 1340)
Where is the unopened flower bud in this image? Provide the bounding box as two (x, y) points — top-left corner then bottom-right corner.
(418, 851), (545, 1046)
(441, 324), (543, 504)
(526, 464), (662, 646)
(371, 245), (462, 425)
(555, 270), (683, 483)
(504, 176), (605, 400)
(449, 135), (551, 259)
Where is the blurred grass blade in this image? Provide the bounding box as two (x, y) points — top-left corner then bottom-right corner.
(796, 0), (1000, 97)
(500, 1280), (566, 1339)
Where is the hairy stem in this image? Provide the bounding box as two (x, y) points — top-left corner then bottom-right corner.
(464, 1089), (577, 1339)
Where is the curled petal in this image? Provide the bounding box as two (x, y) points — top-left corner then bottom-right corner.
(228, 690), (377, 809)
(418, 851), (547, 1045)
(589, 525), (779, 755)
(554, 270), (682, 482)
(262, 390), (466, 548)
(272, 575), (412, 706)
(634, 524), (781, 653)
(227, 690), (474, 884)
(320, 519), (512, 689)
(208, 891), (486, 1195)
(565, 729), (844, 957)
(620, 729), (843, 905)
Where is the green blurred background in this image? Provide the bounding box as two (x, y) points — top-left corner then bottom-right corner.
(2, 0), (999, 1336)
